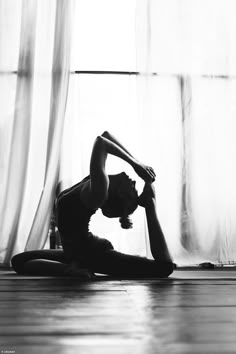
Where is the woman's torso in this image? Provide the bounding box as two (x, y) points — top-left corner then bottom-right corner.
(55, 176), (97, 260)
(55, 176), (114, 263)
(56, 176), (96, 234)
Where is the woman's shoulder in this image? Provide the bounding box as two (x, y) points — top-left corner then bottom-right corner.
(58, 176), (90, 197)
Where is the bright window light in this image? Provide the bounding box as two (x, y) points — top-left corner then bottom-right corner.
(70, 0), (136, 71)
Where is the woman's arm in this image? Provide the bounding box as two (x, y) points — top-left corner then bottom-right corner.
(101, 131), (134, 158)
(138, 183), (173, 262)
(101, 131), (156, 181)
(81, 133), (156, 209)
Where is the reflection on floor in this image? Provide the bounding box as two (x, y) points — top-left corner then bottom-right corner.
(1, 268), (236, 354)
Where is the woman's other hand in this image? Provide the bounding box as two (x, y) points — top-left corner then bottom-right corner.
(138, 182), (156, 208)
(133, 161), (156, 183)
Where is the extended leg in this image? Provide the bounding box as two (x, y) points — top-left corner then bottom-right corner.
(85, 250), (174, 278)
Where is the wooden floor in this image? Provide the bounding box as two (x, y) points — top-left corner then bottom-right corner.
(1, 269), (236, 354)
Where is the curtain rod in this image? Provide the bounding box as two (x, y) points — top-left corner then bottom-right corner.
(72, 71), (236, 79)
(73, 70), (139, 75)
(1, 70), (235, 79)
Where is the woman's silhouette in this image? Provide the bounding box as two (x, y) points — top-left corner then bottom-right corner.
(12, 131), (174, 279)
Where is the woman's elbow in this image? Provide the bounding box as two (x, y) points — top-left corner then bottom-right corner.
(101, 131), (110, 139)
(94, 135), (105, 147)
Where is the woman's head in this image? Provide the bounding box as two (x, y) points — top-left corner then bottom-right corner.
(101, 172), (138, 229)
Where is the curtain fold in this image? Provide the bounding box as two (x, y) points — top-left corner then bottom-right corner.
(179, 76), (197, 253)
(0, 0), (38, 264)
(25, 0), (74, 251)
(0, 0), (74, 265)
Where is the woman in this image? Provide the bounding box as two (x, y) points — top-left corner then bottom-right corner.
(11, 131), (174, 279)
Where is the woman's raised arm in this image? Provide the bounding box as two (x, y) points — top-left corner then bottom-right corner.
(80, 132), (156, 209)
(101, 131), (134, 158)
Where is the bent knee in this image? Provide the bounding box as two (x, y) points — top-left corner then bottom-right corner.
(156, 261), (175, 278)
(88, 236), (114, 254)
(11, 253), (25, 274)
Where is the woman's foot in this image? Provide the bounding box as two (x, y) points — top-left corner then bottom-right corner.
(63, 263), (94, 279)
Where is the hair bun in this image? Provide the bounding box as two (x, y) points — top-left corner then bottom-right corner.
(119, 216), (133, 229)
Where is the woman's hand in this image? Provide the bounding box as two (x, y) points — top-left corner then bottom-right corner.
(138, 182), (156, 208)
(133, 161), (156, 183)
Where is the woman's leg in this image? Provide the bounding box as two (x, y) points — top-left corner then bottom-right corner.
(11, 249), (174, 278)
(11, 250), (67, 276)
(85, 250), (174, 278)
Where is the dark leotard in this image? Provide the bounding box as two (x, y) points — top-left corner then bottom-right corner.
(55, 176), (114, 263)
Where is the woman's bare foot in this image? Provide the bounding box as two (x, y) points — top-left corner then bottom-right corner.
(63, 263), (94, 279)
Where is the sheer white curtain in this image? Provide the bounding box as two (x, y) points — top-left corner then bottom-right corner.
(0, 0), (74, 265)
(136, 0), (236, 264)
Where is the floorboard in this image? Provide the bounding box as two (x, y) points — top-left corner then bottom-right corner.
(1, 269), (236, 353)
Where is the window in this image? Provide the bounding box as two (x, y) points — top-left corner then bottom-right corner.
(62, 0), (139, 184)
